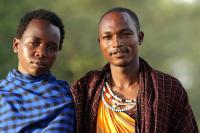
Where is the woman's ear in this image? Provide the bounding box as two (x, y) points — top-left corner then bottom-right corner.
(13, 38), (20, 54)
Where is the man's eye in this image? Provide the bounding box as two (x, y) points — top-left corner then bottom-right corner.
(47, 45), (58, 51)
(102, 35), (112, 40)
(27, 42), (39, 47)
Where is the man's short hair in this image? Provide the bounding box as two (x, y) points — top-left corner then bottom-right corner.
(16, 9), (65, 50)
(99, 7), (141, 33)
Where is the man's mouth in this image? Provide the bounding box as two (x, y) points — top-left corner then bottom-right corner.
(30, 61), (46, 67)
(111, 48), (129, 55)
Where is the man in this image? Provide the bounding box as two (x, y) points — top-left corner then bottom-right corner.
(71, 7), (198, 133)
(0, 9), (75, 132)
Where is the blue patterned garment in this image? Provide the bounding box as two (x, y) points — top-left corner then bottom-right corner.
(0, 69), (75, 133)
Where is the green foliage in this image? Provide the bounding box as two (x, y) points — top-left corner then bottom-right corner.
(0, 0), (199, 128)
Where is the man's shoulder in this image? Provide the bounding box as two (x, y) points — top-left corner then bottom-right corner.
(0, 78), (9, 89)
(78, 69), (104, 83)
(152, 69), (180, 82)
(140, 58), (182, 85)
(53, 79), (69, 86)
(71, 69), (105, 90)
(151, 69), (184, 89)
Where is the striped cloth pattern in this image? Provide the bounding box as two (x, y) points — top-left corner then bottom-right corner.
(0, 69), (75, 133)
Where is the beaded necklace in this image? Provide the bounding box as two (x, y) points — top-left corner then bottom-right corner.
(105, 82), (136, 103)
(101, 82), (137, 112)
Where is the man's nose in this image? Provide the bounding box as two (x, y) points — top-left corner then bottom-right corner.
(111, 35), (122, 48)
(35, 45), (47, 58)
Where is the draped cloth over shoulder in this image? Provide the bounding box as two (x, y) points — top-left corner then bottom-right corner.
(0, 69), (75, 133)
(71, 58), (198, 133)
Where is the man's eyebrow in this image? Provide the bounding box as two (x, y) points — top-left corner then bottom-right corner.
(26, 36), (41, 41)
(120, 28), (133, 32)
(34, 37), (42, 41)
(48, 42), (59, 46)
(101, 31), (111, 35)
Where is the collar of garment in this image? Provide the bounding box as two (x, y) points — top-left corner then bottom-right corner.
(6, 69), (56, 83)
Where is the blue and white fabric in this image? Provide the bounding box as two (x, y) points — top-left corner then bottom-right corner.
(0, 69), (75, 133)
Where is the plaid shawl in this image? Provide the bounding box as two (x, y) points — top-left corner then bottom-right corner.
(71, 58), (198, 133)
(0, 69), (75, 133)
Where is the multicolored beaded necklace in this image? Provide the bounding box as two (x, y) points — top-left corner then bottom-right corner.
(101, 81), (137, 112)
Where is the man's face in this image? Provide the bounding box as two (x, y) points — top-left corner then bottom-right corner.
(13, 19), (60, 76)
(99, 12), (143, 67)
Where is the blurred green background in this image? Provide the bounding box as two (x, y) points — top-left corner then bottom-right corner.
(0, 0), (199, 129)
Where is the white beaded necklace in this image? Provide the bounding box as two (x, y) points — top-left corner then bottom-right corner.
(101, 84), (137, 112)
(103, 86), (135, 106)
(105, 82), (136, 103)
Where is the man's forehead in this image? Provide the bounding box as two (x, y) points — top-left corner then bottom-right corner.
(99, 12), (136, 32)
(23, 19), (60, 35)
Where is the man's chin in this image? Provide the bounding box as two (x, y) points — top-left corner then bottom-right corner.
(28, 68), (49, 76)
(110, 61), (130, 67)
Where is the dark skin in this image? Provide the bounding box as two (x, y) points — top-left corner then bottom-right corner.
(99, 11), (144, 100)
(13, 19), (60, 76)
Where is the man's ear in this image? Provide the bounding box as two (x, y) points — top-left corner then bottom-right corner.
(13, 38), (20, 53)
(138, 31), (144, 45)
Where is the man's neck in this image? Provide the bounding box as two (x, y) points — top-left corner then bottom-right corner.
(110, 59), (139, 90)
